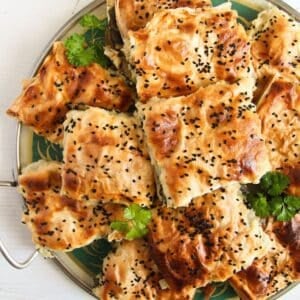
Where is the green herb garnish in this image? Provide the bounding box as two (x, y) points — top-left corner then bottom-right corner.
(247, 192), (270, 218)
(260, 172), (290, 196)
(65, 14), (109, 67)
(246, 171), (300, 221)
(110, 204), (152, 240)
(79, 14), (107, 29)
(65, 33), (96, 67)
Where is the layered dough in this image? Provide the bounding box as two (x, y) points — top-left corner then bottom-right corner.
(125, 4), (254, 102)
(230, 215), (300, 299)
(115, 0), (211, 38)
(20, 160), (124, 253)
(257, 75), (300, 195)
(7, 42), (133, 143)
(138, 79), (270, 207)
(62, 107), (156, 206)
(147, 183), (272, 289)
(249, 6), (300, 81)
(94, 239), (196, 300)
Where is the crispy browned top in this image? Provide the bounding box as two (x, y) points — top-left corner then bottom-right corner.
(62, 107), (156, 206)
(94, 239), (196, 300)
(230, 216), (300, 300)
(20, 160), (124, 252)
(272, 215), (300, 273)
(7, 42), (133, 143)
(249, 7), (300, 81)
(138, 79), (270, 207)
(146, 110), (181, 159)
(116, 0), (211, 38)
(126, 4), (254, 102)
(257, 75), (300, 195)
(147, 184), (271, 290)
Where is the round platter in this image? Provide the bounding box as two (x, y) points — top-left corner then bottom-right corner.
(16, 0), (300, 299)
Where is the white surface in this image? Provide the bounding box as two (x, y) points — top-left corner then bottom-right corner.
(0, 0), (299, 299)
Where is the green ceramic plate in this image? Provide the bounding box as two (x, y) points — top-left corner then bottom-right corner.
(17, 0), (299, 298)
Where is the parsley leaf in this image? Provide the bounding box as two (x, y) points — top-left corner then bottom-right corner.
(124, 204), (137, 220)
(110, 221), (129, 233)
(284, 195), (300, 210)
(80, 14), (107, 29)
(247, 193), (269, 217)
(110, 204), (152, 240)
(126, 226), (148, 240)
(65, 33), (95, 66)
(245, 171), (300, 222)
(268, 196), (299, 222)
(64, 14), (109, 67)
(260, 172), (290, 196)
(124, 204), (152, 223)
(84, 28), (110, 67)
(276, 206), (295, 222)
(269, 196), (283, 216)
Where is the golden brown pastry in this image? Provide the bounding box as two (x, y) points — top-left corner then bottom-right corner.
(20, 160), (124, 254)
(249, 6), (300, 81)
(257, 75), (300, 196)
(7, 42), (133, 143)
(115, 0), (211, 38)
(147, 184), (272, 290)
(230, 215), (300, 299)
(62, 107), (156, 206)
(125, 4), (254, 102)
(94, 239), (196, 299)
(138, 79), (270, 207)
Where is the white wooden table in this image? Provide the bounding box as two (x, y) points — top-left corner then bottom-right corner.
(0, 1), (299, 299)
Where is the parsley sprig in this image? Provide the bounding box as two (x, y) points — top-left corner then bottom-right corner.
(79, 14), (107, 30)
(246, 172), (300, 221)
(64, 14), (110, 67)
(110, 204), (152, 240)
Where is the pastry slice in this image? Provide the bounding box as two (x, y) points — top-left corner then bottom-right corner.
(62, 107), (155, 206)
(7, 42), (133, 143)
(115, 0), (211, 38)
(147, 183), (272, 289)
(125, 4), (254, 102)
(138, 79), (270, 207)
(249, 6), (300, 82)
(230, 215), (300, 299)
(94, 239), (196, 299)
(106, 0), (210, 73)
(20, 160), (124, 254)
(257, 75), (300, 195)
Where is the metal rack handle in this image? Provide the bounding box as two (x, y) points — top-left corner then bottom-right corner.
(0, 180), (38, 269)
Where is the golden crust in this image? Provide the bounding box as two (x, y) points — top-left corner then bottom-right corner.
(229, 239), (294, 300)
(249, 6), (300, 81)
(115, 0), (211, 38)
(272, 214), (300, 269)
(126, 4), (254, 102)
(62, 107), (156, 206)
(229, 215), (300, 300)
(19, 160), (124, 253)
(7, 42), (133, 143)
(148, 184), (272, 289)
(257, 75), (300, 196)
(138, 79), (270, 207)
(94, 239), (196, 300)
